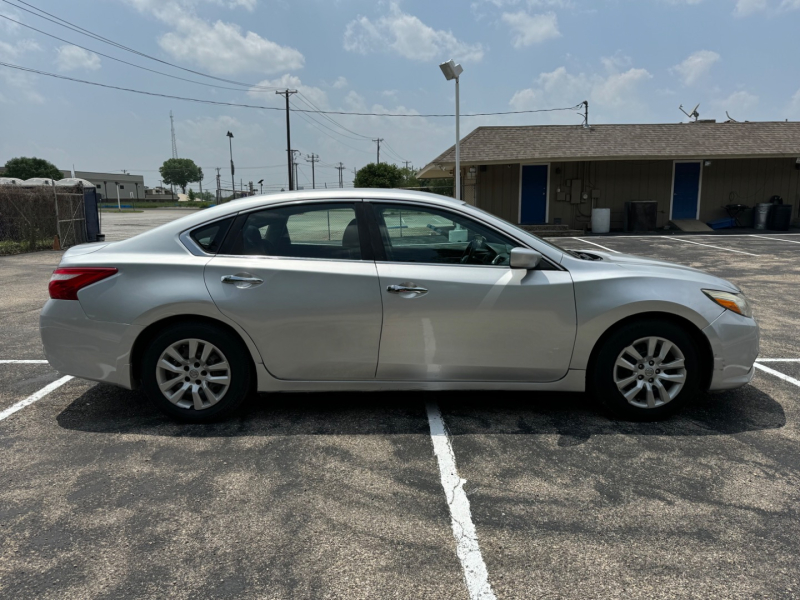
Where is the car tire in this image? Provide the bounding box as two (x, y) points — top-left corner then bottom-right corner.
(590, 319), (701, 421)
(141, 321), (252, 423)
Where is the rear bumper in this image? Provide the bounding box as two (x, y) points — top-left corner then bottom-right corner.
(703, 309), (760, 391)
(40, 299), (140, 389)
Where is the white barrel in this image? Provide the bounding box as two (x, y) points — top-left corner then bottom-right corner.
(591, 208), (611, 234)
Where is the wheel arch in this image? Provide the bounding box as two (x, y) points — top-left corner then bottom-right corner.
(129, 314), (259, 389)
(585, 311), (714, 392)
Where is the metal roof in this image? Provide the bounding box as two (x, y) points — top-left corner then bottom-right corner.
(419, 121), (800, 177)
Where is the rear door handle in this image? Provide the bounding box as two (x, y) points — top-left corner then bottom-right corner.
(387, 284), (428, 295)
(221, 274), (263, 287)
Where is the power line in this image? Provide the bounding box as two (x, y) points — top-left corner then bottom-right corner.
(0, 60), (583, 119)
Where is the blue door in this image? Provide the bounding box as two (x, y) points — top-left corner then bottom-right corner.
(672, 162), (701, 220)
(520, 165), (548, 224)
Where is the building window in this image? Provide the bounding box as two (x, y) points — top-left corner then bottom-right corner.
(119, 185), (125, 189)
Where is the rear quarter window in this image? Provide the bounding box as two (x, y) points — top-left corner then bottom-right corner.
(189, 217), (234, 254)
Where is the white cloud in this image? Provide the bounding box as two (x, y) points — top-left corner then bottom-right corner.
(501, 11), (560, 47)
(713, 90), (759, 117)
(125, 1), (302, 75)
(344, 2), (484, 62)
(55, 45), (101, 71)
(247, 74), (328, 109)
(0, 38), (44, 104)
(670, 50), (720, 85)
(509, 60), (653, 122)
(332, 76), (348, 89)
(734, 0), (767, 15)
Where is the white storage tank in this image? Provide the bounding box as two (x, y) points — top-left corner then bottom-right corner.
(591, 208), (611, 234)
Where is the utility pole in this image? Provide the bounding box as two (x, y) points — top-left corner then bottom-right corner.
(276, 89), (298, 190)
(226, 130), (235, 199)
(305, 153), (319, 189)
(291, 150), (300, 189)
(403, 161), (412, 170)
(372, 138), (384, 164)
(170, 111), (179, 158)
(215, 168), (221, 205)
(335, 162), (345, 188)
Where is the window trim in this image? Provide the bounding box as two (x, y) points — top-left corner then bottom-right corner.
(217, 200), (372, 261)
(364, 200), (563, 270)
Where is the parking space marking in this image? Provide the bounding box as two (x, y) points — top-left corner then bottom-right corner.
(0, 375), (73, 422)
(754, 363), (800, 388)
(750, 234), (800, 245)
(756, 359), (800, 362)
(668, 237), (759, 256)
(571, 238), (620, 253)
(426, 403), (496, 600)
(0, 360), (49, 364)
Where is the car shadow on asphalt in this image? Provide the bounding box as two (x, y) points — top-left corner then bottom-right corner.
(56, 383), (784, 443)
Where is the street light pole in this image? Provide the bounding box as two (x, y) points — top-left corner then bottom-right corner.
(439, 59), (464, 201)
(226, 131), (235, 199)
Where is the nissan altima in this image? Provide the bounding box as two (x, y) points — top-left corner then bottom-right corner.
(40, 190), (759, 422)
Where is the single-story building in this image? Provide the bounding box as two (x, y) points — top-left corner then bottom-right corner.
(75, 171), (146, 201)
(417, 121), (800, 230)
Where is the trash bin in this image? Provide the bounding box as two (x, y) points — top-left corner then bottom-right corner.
(591, 208), (611, 234)
(768, 204), (793, 231)
(754, 203), (772, 230)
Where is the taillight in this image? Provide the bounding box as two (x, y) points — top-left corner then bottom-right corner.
(48, 268), (118, 300)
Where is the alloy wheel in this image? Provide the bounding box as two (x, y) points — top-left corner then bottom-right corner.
(613, 336), (687, 409)
(155, 338), (231, 410)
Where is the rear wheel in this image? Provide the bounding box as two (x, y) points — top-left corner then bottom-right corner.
(141, 322), (252, 422)
(591, 320), (701, 420)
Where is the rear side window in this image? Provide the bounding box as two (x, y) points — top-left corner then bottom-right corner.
(190, 217), (234, 254)
(228, 203), (363, 260)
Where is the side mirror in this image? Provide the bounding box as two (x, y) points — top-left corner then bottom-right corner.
(510, 247), (543, 270)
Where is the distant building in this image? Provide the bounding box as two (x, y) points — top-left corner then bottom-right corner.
(75, 171), (145, 200)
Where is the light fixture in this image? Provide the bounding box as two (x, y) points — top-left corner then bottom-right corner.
(439, 59), (464, 201)
(704, 160), (712, 167)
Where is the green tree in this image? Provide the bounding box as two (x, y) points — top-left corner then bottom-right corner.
(395, 166), (453, 197)
(159, 158), (203, 193)
(353, 163), (404, 188)
(187, 189), (196, 201)
(3, 156), (63, 180)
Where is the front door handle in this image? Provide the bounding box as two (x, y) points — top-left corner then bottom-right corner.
(387, 284), (428, 295)
(221, 274), (263, 288)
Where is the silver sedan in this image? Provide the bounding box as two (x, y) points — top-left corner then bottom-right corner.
(40, 190), (759, 422)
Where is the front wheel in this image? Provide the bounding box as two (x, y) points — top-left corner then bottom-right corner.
(141, 322), (252, 422)
(591, 320), (701, 420)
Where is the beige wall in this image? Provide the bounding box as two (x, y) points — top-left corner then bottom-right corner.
(473, 157), (800, 229)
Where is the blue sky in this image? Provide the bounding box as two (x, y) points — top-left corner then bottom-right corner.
(1, 0), (799, 190)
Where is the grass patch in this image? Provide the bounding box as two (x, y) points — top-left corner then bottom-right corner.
(99, 209), (144, 213)
(99, 201), (211, 209)
(0, 239), (53, 255)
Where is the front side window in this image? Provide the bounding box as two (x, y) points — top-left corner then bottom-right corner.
(232, 203), (362, 260)
(372, 203), (518, 266)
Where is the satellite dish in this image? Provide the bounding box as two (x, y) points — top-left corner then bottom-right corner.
(679, 103), (701, 121)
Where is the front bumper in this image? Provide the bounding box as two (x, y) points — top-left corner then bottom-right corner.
(40, 299), (141, 389)
(702, 308), (760, 391)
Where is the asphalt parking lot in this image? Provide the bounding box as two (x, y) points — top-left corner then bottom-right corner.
(2, 211), (800, 599)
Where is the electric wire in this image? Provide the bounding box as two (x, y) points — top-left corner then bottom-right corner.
(0, 60), (583, 119)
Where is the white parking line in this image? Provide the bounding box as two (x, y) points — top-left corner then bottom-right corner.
(754, 363), (800, 388)
(756, 359), (800, 362)
(0, 360), (49, 364)
(668, 237), (759, 256)
(572, 238), (620, 253)
(0, 375), (73, 422)
(426, 403), (496, 600)
(750, 234), (800, 245)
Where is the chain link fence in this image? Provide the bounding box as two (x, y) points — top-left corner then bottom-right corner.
(0, 184), (87, 255)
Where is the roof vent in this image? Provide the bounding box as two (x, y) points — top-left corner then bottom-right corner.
(696, 119), (717, 123)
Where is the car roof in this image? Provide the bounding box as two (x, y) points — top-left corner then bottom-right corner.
(224, 188), (464, 212)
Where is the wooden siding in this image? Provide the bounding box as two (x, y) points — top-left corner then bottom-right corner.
(474, 164), (520, 224)
(699, 158), (800, 223)
(473, 158), (800, 229)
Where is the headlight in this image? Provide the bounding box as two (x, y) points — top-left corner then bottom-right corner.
(703, 289), (753, 318)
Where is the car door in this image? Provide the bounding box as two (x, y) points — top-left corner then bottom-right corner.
(368, 201), (576, 382)
(204, 201), (383, 381)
